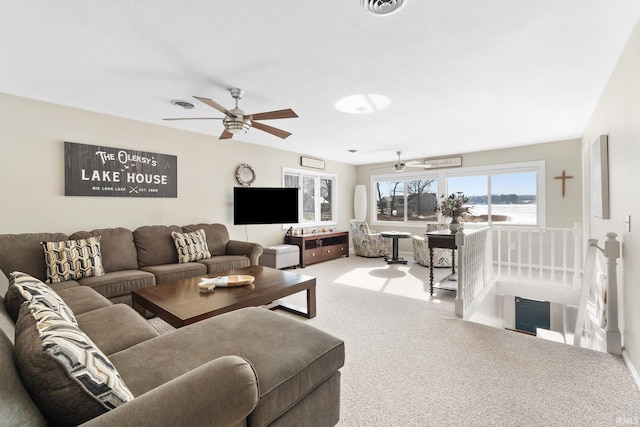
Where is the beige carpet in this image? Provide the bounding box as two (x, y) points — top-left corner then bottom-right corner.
(149, 255), (640, 426)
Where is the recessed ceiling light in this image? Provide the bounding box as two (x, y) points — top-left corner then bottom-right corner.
(334, 94), (391, 114)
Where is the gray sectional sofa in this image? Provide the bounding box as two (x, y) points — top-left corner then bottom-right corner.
(0, 223), (264, 306)
(0, 224), (345, 426)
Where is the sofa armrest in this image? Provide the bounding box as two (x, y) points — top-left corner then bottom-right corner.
(226, 240), (263, 266)
(81, 355), (259, 427)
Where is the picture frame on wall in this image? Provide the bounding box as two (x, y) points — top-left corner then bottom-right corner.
(590, 135), (609, 219)
(300, 156), (325, 170)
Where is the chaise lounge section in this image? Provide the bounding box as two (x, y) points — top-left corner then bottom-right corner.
(1, 267), (344, 426)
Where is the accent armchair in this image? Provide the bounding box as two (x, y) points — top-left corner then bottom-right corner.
(412, 224), (456, 267)
(350, 221), (392, 258)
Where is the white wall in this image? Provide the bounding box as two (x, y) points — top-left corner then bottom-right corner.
(583, 18), (640, 369)
(0, 92), (357, 246)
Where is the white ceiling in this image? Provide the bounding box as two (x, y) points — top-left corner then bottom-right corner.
(1, 1), (639, 166)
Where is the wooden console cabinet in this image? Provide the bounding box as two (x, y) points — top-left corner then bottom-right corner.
(290, 231), (349, 267)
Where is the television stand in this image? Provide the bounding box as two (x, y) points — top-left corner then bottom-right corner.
(290, 231), (349, 267)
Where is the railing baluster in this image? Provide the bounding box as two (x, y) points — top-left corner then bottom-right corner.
(573, 223), (582, 288)
(550, 230), (556, 283)
(517, 230), (522, 278)
(496, 229), (502, 279)
(507, 231), (512, 277)
(562, 229), (568, 286)
(527, 229), (533, 280)
(538, 230), (544, 281)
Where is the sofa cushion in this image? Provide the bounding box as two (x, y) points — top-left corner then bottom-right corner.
(197, 255), (250, 274)
(69, 227), (139, 272)
(76, 304), (160, 356)
(183, 223), (230, 256)
(4, 271), (77, 325)
(56, 286), (113, 315)
(14, 301), (134, 426)
(77, 270), (156, 300)
(42, 236), (105, 283)
(108, 307), (345, 427)
(0, 232), (68, 282)
(141, 263), (206, 285)
(171, 229), (212, 263)
(134, 225), (183, 267)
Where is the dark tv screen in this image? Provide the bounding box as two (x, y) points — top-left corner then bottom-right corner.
(234, 187), (299, 225)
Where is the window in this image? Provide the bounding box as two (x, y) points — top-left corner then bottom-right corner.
(375, 177), (438, 222)
(371, 161), (544, 227)
(447, 171), (539, 225)
(284, 168), (337, 226)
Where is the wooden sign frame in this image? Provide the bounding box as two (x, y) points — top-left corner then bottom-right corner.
(64, 141), (177, 197)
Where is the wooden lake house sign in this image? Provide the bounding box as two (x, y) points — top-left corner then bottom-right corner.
(64, 142), (177, 197)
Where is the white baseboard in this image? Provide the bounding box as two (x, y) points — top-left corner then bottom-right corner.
(622, 349), (640, 392)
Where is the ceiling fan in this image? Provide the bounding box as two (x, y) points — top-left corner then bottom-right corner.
(373, 151), (425, 172)
(163, 88), (298, 140)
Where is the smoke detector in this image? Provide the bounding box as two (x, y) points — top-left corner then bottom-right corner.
(170, 100), (195, 109)
(361, 0), (406, 16)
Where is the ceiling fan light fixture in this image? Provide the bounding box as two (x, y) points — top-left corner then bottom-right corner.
(223, 115), (251, 134)
(361, 0), (406, 16)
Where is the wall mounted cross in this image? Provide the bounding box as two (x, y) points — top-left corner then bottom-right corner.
(554, 170), (574, 198)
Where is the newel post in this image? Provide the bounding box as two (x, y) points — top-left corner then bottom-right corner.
(604, 232), (622, 355)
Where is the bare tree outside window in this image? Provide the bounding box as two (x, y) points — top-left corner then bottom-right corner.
(376, 181), (403, 222)
(303, 176), (315, 222)
(407, 179), (438, 222)
(320, 178), (333, 221)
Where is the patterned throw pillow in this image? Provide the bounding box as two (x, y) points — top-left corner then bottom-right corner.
(14, 300), (134, 425)
(4, 271), (77, 324)
(42, 236), (105, 283)
(171, 229), (212, 263)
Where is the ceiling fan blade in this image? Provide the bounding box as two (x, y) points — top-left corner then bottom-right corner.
(249, 109), (298, 121)
(371, 163), (399, 170)
(219, 129), (234, 139)
(252, 121), (292, 139)
(163, 117), (223, 121)
(193, 96), (236, 117)
(405, 163), (426, 168)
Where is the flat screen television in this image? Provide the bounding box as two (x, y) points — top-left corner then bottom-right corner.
(234, 187), (299, 225)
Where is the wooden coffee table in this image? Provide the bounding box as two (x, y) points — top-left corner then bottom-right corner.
(132, 265), (316, 328)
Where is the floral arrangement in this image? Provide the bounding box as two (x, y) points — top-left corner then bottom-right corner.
(436, 192), (471, 219)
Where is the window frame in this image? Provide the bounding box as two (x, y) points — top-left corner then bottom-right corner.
(283, 167), (338, 228)
(370, 160), (545, 228)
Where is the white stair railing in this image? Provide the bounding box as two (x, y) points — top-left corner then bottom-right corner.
(456, 222), (621, 355)
(455, 226), (492, 317)
(573, 233), (621, 355)
(492, 223), (582, 288)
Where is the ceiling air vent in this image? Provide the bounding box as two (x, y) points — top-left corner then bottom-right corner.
(170, 100), (195, 109)
(361, 0), (406, 16)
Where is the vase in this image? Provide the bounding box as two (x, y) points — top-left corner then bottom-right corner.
(448, 216), (460, 233)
